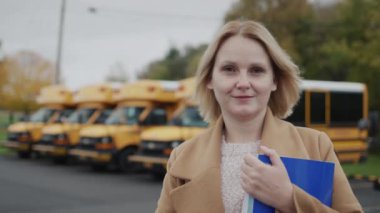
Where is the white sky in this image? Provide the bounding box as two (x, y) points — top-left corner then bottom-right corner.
(0, 0), (237, 90)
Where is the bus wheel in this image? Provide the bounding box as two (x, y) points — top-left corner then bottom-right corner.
(91, 164), (107, 172)
(17, 151), (31, 159)
(53, 156), (67, 164)
(152, 171), (165, 180)
(118, 148), (137, 173)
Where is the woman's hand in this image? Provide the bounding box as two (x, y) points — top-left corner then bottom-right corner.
(240, 145), (295, 213)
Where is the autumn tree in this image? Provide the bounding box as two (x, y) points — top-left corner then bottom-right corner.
(0, 51), (55, 113)
(0, 58), (8, 109)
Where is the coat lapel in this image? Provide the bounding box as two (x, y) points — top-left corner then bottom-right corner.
(261, 108), (310, 159)
(167, 108), (310, 212)
(169, 117), (225, 212)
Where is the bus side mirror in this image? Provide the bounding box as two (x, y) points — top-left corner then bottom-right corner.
(358, 118), (369, 130)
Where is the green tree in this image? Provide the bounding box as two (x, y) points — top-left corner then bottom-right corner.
(223, 0), (380, 110)
(224, 0), (313, 61)
(139, 44), (206, 80)
(327, 0), (380, 109)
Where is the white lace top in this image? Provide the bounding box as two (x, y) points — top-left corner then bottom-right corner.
(221, 136), (260, 213)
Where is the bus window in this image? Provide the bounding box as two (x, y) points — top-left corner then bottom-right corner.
(105, 107), (144, 125)
(67, 108), (96, 124)
(310, 92), (326, 125)
(330, 92), (363, 126)
(57, 109), (75, 123)
(285, 92), (305, 126)
(94, 109), (113, 124)
(142, 108), (167, 125)
(125, 107), (144, 125)
(30, 108), (57, 123)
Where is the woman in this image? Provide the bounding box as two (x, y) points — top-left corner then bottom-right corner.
(156, 20), (362, 213)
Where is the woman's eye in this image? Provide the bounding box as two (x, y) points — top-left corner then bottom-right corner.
(222, 65), (236, 73)
(249, 67), (265, 74)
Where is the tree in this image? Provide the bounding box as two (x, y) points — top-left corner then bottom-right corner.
(323, 0), (380, 110)
(105, 62), (129, 83)
(224, 0), (314, 61)
(0, 51), (55, 113)
(222, 0), (380, 110)
(138, 44), (206, 80)
(0, 58), (8, 109)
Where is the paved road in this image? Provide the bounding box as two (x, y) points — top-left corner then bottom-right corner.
(0, 153), (379, 213)
(0, 154), (162, 213)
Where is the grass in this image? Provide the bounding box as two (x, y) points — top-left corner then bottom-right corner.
(0, 128), (9, 155)
(0, 110), (20, 155)
(342, 154), (380, 177)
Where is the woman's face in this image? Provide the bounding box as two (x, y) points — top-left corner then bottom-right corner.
(207, 35), (277, 121)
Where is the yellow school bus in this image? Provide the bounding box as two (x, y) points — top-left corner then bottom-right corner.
(33, 84), (116, 163)
(285, 80), (369, 163)
(4, 85), (75, 158)
(129, 78), (208, 177)
(69, 80), (180, 171)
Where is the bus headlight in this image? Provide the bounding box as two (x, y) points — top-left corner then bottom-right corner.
(96, 137), (114, 150)
(100, 137), (112, 144)
(55, 134), (69, 145)
(18, 132), (31, 142)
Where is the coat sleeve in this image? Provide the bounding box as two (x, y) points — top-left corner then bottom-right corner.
(292, 132), (363, 213)
(156, 148), (179, 213)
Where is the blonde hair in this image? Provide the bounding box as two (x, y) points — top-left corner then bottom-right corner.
(195, 20), (301, 124)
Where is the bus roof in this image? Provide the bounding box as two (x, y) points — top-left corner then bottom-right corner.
(73, 84), (116, 104)
(176, 78), (195, 99)
(301, 80), (366, 93)
(115, 80), (180, 102)
(36, 85), (73, 105)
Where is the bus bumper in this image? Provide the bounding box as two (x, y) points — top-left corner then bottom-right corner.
(129, 155), (168, 171)
(33, 144), (68, 156)
(2, 141), (29, 151)
(69, 149), (113, 163)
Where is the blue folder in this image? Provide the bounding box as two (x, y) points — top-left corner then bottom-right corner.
(250, 155), (335, 213)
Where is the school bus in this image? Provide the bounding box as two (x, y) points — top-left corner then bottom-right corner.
(4, 85), (75, 158)
(69, 80), (180, 171)
(129, 78), (208, 176)
(286, 80), (369, 163)
(32, 84), (116, 163)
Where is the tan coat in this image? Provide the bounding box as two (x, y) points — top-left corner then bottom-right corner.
(156, 109), (363, 213)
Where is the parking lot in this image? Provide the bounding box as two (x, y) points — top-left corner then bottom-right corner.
(0, 154), (379, 213)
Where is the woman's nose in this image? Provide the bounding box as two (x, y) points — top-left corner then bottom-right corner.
(235, 73), (251, 90)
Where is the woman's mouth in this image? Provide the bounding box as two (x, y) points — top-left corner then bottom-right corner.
(233, 96), (253, 99)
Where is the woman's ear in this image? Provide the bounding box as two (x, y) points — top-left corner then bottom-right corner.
(207, 79), (213, 90)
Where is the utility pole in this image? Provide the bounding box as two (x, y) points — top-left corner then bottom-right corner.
(56, 0), (66, 84)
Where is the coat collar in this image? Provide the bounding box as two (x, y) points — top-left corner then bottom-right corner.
(168, 108), (309, 212)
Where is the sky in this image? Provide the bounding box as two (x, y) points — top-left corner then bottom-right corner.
(0, 0), (237, 90)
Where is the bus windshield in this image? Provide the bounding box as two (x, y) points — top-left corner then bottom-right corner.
(105, 107), (144, 125)
(94, 108), (114, 124)
(56, 109), (75, 123)
(67, 108), (97, 124)
(30, 108), (57, 123)
(170, 106), (208, 127)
